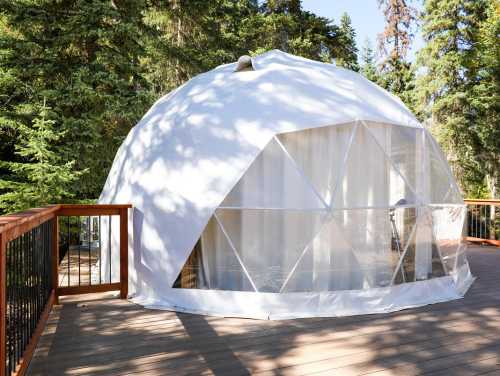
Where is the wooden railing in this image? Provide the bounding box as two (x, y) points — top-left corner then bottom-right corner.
(464, 199), (499, 247)
(0, 204), (130, 376)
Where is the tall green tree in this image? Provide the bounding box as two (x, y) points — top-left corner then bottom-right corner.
(470, 1), (500, 197)
(360, 38), (381, 84)
(0, 0), (151, 213)
(377, 0), (417, 110)
(245, 1), (344, 63)
(416, 0), (490, 197)
(143, 0), (258, 95)
(0, 102), (80, 212)
(335, 13), (359, 71)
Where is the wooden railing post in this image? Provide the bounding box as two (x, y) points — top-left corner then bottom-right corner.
(0, 232), (6, 376)
(51, 216), (59, 305)
(119, 208), (128, 299)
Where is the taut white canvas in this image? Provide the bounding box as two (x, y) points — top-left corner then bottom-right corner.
(99, 50), (473, 319)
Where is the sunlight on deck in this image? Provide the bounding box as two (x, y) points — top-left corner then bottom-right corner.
(28, 246), (500, 376)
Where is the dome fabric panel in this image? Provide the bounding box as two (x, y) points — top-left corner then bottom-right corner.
(220, 137), (327, 209)
(99, 50), (473, 319)
(277, 123), (355, 206)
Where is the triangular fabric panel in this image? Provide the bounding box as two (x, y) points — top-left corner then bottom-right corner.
(215, 208), (327, 292)
(426, 133), (463, 204)
(363, 122), (423, 201)
(172, 217), (255, 292)
(281, 215), (366, 292)
(220, 138), (326, 209)
(332, 124), (417, 209)
(277, 123), (355, 206)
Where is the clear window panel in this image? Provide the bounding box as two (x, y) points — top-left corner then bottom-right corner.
(220, 138), (326, 209)
(430, 205), (466, 275)
(330, 208), (405, 288)
(332, 125), (417, 209)
(364, 122), (424, 200)
(426, 133), (462, 204)
(283, 215), (376, 292)
(277, 123), (355, 206)
(215, 208), (327, 292)
(172, 217), (254, 292)
(414, 208), (448, 281)
(393, 227), (417, 284)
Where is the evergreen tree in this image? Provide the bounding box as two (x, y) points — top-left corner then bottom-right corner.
(416, 0), (489, 197)
(470, 1), (500, 197)
(360, 38), (381, 84)
(336, 13), (359, 71)
(0, 0), (150, 213)
(143, 0), (258, 95)
(377, 0), (417, 110)
(0, 102), (80, 212)
(245, 1), (343, 63)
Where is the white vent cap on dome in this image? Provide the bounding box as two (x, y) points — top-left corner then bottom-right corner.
(234, 55), (254, 72)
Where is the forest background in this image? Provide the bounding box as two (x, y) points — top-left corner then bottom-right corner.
(0, 0), (498, 214)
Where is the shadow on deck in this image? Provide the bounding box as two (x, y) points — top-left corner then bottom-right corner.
(28, 246), (500, 376)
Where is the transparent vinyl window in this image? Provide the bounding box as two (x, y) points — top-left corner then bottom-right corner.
(174, 123), (465, 293)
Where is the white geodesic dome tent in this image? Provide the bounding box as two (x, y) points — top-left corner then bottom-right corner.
(99, 50), (474, 319)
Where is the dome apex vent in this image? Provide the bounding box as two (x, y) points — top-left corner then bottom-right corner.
(234, 55), (254, 72)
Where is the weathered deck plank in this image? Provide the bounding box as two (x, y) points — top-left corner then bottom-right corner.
(28, 246), (500, 376)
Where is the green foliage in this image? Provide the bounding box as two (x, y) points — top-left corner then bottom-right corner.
(377, 0), (418, 111)
(470, 1), (500, 198)
(336, 13), (359, 71)
(360, 38), (382, 84)
(0, 102), (81, 211)
(0, 0), (151, 213)
(416, 0), (497, 198)
(0, 0), (497, 214)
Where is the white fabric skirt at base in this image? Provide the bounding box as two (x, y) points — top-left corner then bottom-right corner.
(130, 274), (475, 320)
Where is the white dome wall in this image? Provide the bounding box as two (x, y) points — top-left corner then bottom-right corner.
(99, 50), (472, 318)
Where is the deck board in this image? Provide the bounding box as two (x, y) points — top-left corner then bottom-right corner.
(28, 246), (500, 376)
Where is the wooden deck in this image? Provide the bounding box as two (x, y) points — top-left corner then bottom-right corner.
(28, 246), (500, 376)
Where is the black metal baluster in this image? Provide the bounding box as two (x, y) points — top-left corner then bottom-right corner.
(99, 216), (101, 285)
(30, 228), (34, 334)
(479, 205), (483, 239)
(35, 226), (39, 322)
(7, 241), (11, 374)
(108, 216), (112, 284)
(78, 216), (81, 286)
(67, 216), (70, 287)
(88, 216), (91, 286)
(14, 237), (18, 368)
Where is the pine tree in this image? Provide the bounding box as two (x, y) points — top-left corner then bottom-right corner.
(470, 1), (500, 197)
(416, 0), (489, 197)
(0, 102), (80, 212)
(143, 0), (259, 96)
(245, 1), (343, 63)
(360, 38), (381, 84)
(0, 0), (150, 212)
(336, 13), (359, 71)
(377, 0), (417, 110)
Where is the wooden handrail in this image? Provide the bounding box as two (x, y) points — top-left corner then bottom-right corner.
(464, 199), (500, 205)
(0, 203), (131, 376)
